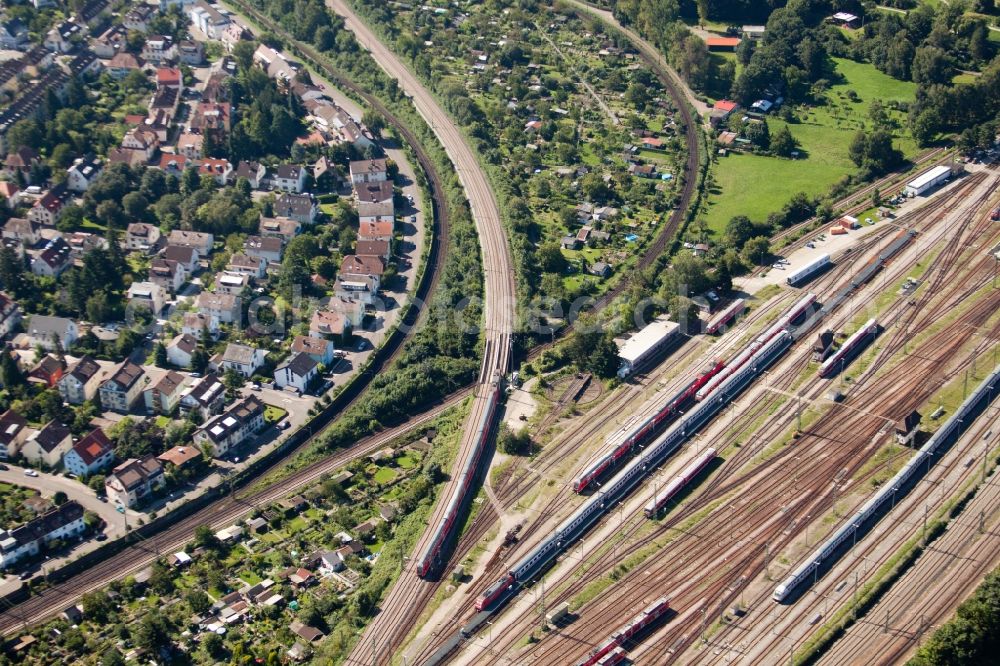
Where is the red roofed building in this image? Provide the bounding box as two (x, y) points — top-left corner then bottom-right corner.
(706, 36), (741, 51)
(198, 158), (232, 184)
(358, 220), (393, 243)
(159, 153), (190, 176)
(710, 99), (739, 128)
(63, 428), (114, 477)
(156, 66), (183, 89)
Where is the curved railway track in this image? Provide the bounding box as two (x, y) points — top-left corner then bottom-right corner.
(0, 0), (463, 637)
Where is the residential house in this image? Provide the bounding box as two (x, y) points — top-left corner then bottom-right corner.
(274, 352), (317, 393)
(242, 235), (282, 263)
(226, 253), (266, 279)
(182, 312), (218, 339)
(193, 396), (265, 457)
(158, 152), (188, 176)
(149, 85), (180, 122)
(355, 180), (394, 206)
(216, 272), (248, 295)
(92, 24), (128, 58)
(121, 127), (160, 160)
(121, 3), (155, 31)
(30, 237), (72, 277)
(167, 229), (214, 254)
(221, 343), (266, 377)
(156, 445), (201, 471)
(234, 161), (266, 189)
(126, 281), (166, 314)
(179, 373), (225, 417)
(335, 275), (378, 306)
(189, 0), (231, 39)
(144, 370), (189, 414)
(355, 239), (390, 262)
(190, 102), (231, 135)
(0, 18), (29, 50)
(271, 164), (307, 193)
(357, 201), (394, 227)
(166, 333), (198, 368)
(58, 355), (103, 404)
(349, 158), (388, 185)
(274, 192), (317, 224)
(710, 99), (738, 128)
(44, 21), (83, 54)
(0, 292), (21, 338)
(20, 420), (72, 467)
(258, 216), (300, 244)
(62, 428), (114, 477)
(27, 355), (64, 387)
(220, 23), (252, 50)
(176, 132), (204, 159)
(125, 223), (162, 253)
(141, 35), (176, 64)
(340, 255), (384, 292)
(28, 185), (71, 226)
(358, 220), (393, 243)
(175, 38), (205, 64)
(105, 455), (165, 508)
(0, 501), (85, 569)
(3, 147), (40, 183)
(163, 244), (200, 273)
(149, 258), (185, 293)
(0, 409), (30, 460)
(64, 231), (106, 258)
(313, 156), (335, 191)
(66, 155), (103, 193)
(198, 158), (233, 184)
(3, 218), (40, 246)
(99, 361), (149, 413)
(0, 182), (21, 209)
(196, 291), (239, 324)
(317, 550), (344, 573)
(290, 335), (334, 366)
(25, 315), (77, 350)
(105, 51), (143, 79)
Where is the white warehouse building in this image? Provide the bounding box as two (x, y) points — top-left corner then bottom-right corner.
(616, 317), (680, 378)
(904, 165), (952, 197)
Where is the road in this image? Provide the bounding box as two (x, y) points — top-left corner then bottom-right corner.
(326, 2), (516, 663)
(0, 465), (138, 579)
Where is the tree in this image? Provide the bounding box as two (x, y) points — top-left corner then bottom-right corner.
(102, 648), (125, 666)
(0, 349), (24, 389)
(223, 367), (245, 397)
(134, 609), (171, 653)
(201, 631), (225, 658)
(361, 110), (386, 136)
(742, 236), (771, 266)
(849, 129), (903, 177)
(537, 242), (567, 274)
(154, 342), (167, 368)
(724, 215), (755, 250)
(53, 491), (67, 505)
(0, 245), (26, 295)
(191, 348), (209, 374)
(497, 423), (532, 455)
(770, 125), (796, 157)
(6, 119), (41, 152)
(912, 46), (952, 86)
(147, 560), (173, 595)
(186, 589), (211, 614)
(193, 524), (220, 551)
(566, 325), (620, 377)
(81, 590), (114, 623)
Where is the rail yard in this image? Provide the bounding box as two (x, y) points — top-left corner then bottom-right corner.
(399, 168), (1000, 666)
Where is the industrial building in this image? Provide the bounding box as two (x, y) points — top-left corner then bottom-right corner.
(616, 317), (680, 378)
(904, 165), (951, 197)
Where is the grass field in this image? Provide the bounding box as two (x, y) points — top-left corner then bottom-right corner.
(264, 405), (287, 424)
(702, 57), (918, 233)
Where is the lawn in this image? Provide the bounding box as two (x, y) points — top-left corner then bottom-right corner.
(373, 467), (396, 485)
(396, 454), (418, 469)
(264, 405), (288, 424)
(702, 57), (918, 233)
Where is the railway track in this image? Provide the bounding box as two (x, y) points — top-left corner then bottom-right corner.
(0, 0), (470, 636)
(440, 173), (998, 665)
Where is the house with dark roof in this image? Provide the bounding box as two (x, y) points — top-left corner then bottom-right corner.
(355, 239), (390, 262)
(166, 333), (198, 368)
(226, 252), (266, 279)
(194, 396), (265, 457)
(163, 244), (200, 273)
(274, 192), (317, 224)
(234, 161), (266, 189)
(0, 409), (30, 460)
(167, 229), (214, 254)
(30, 237), (73, 277)
(98, 361), (149, 413)
(27, 354), (64, 388)
(3, 217), (41, 246)
(126, 223), (162, 253)
(242, 235), (282, 263)
(105, 456), (164, 508)
(349, 158), (388, 185)
(58, 355), (103, 404)
(63, 427), (114, 476)
(179, 373), (226, 418)
(272, 164), (307, 193)
(0, 501), (85, 569)
(0, 292), (20, 339)
(20, 420), (72, 467)
(274, 352), (317, 392)
(355, 180), (394, 206)
(149, 257), (185, 294)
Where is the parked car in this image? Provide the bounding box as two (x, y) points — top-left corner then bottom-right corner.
(24, 469), (38, 477)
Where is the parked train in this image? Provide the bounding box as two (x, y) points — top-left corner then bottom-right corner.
(644, 448), (717, 517)
(576, 597), (671, 666)
(706, 299), (747, 335)
(787, 254), (832, 287)
(594, 647), (627, 665)
(774, 362), (1000, 602)
(417, 382), (501, 578)
(696, 293), (816, 401)
(573, 361), (726, 494)
(478, 330), (794, 611)
(818, 318), (879, 378)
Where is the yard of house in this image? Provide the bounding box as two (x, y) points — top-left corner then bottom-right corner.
(702, 57), (919, 233)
